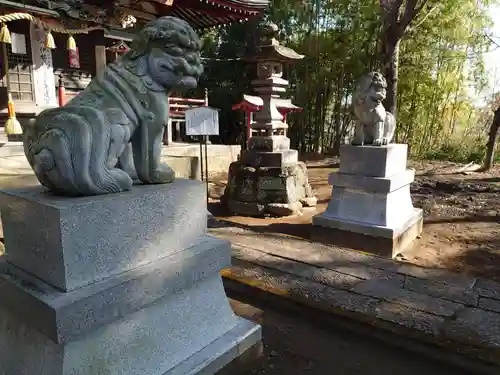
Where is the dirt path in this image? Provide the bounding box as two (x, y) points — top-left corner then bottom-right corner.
(211, 159), (500, 281)
(405, 174), (500, 279)
(228, 290), (473, 375)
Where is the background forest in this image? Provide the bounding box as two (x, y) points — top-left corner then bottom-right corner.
(195, 0), (500, 164)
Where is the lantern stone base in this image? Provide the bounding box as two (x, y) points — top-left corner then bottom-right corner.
(222, 157), (316, 217)
(240, 149), (298, 168)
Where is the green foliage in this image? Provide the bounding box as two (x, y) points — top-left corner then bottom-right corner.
(200, 0), (499, 161)
(423, 139), (487, 163)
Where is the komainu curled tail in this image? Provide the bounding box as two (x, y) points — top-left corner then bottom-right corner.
(24, 106), (133, 197)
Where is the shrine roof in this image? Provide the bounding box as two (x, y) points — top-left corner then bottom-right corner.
(21, 0), (269, 30)
(233, 95), (302, 112)
(168, 0), (269, 29)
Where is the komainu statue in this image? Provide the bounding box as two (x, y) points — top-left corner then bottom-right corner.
(23, 16), (203, 196)
(351, 72), (396, 146)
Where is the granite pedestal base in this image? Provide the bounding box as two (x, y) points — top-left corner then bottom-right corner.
(312, 144), (422, 258)
(222, 159), (317, 217)
(312, 208), (423, 258)
(0, 181), (262, 374)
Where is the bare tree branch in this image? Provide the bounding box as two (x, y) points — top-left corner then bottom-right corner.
(408, 3), (438, 32)
(414, 0), (430, 15)
(485, 33), (500, 49)
(400, 0), (430, 31)
(379, 0), (404, 37)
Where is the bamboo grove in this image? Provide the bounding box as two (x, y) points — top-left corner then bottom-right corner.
(197, 0), (500, 163)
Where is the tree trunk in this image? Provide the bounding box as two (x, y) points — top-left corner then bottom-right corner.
(378, 0), (430, 118)
(484, 107), (500, 171)
(380, 29), (401, 117)
(333, 70), (344, 155)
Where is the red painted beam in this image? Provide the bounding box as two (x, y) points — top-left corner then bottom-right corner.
(232, 102), (261, 112)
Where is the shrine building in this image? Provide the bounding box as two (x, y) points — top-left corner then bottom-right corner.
(0, 0), (268, 141)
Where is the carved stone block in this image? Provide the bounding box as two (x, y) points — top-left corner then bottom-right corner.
(322, 179), (414, 228)
(240, 150), (298, 168)
(248, 135), (291, 152)
(0, 180), (207, 291)
(339, 144), (408, 177)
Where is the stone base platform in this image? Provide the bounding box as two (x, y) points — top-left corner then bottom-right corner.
(0, 266), (261, 375)
(222, 160), (316, 217)
(0, 181), (261, 374)
(312, 208), (423, 258)
(312, 144), (422, 258)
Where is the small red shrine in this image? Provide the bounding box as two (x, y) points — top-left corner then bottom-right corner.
(232, 94), (303, 147)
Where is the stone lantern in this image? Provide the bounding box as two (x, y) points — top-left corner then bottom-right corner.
(246, 23), (303, 158)
(222, 23), (316, 216)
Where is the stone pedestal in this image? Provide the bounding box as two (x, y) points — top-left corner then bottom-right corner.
(312, 144), (422, 258)
(0, 180), (261, 374)
(222, 158), (317, 217)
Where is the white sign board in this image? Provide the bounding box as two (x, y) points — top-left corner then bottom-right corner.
(185, 106), (219, 136)
(11, 33), (27, 55)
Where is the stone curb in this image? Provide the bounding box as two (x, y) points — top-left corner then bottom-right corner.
(219, 243), (500, 370)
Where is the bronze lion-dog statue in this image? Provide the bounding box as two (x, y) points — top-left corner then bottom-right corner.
(23, 16), (203, 196)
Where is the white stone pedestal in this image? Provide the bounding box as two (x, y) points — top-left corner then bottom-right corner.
(312, 144), (422, 257)
(0, 180), (261, 374)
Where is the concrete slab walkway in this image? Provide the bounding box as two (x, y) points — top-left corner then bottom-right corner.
(209, 223), (500, 370)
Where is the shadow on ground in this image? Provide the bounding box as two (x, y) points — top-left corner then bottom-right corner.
(227, 291), (475, 375)
(211, 195), (500, 282)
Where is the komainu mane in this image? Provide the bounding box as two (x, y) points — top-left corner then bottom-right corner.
(23, 16), (203, 196)
(352, 72), (396, 146)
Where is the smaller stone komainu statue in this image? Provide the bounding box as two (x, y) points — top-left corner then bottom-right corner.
(351, 72), (396, 146)
(23, 16), (203, 196)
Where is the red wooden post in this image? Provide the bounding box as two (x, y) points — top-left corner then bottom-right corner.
(58, 74), (66, 107)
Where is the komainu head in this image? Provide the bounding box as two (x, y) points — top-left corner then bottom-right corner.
(123, 16), (204, 91)
(353, 71), (388, 105)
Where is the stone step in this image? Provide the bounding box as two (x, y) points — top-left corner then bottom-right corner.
(211, 225), (500, 372)
(0, 127), (7, 144)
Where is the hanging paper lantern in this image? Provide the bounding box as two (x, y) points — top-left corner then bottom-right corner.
(0, 23), (11, 44)
(45, 30), (56, 49)
(67, 35), (76, 51)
